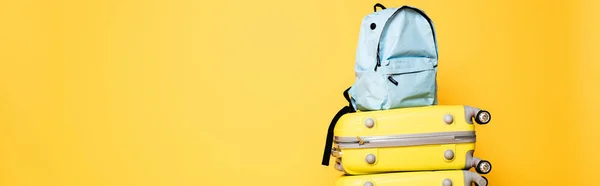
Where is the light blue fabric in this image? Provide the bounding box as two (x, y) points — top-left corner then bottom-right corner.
(349, 6), (439, 111)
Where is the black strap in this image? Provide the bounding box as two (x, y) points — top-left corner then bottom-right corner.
(321, 87), (355, 166)
(343, 87), (352, 107)
(374, 3), (386, 12)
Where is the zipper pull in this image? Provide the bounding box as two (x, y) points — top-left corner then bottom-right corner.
(388, 75), (398, 86)
(356, 136), (365, 145)
(374, 56), (381, 71)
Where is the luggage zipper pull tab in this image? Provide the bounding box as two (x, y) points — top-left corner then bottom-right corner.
(388, 75), (398, 86)
(356, 136), (365, 145)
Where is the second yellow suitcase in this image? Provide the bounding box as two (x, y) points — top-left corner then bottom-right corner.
(335, 170), (489, 186)
(327, 105), (492, 175)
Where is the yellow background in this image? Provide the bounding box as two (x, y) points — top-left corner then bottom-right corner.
(0, 0), (598, 185)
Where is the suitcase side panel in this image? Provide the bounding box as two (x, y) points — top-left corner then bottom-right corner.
(334, 105), (474, 137)
(334, 170), (467, 186)
(340, 142), (474, 175)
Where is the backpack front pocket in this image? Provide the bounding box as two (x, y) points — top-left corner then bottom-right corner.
(380, 58), (437, 109)
(353, 72), (389, 111)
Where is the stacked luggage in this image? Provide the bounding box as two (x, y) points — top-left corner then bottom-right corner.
(322, 4), (492, 186)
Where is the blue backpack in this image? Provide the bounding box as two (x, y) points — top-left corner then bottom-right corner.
(350, 4), (439, 111)
(322, 4), (439, 166)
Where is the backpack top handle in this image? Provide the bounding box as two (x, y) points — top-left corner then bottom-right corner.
(374, 3), (386, 12)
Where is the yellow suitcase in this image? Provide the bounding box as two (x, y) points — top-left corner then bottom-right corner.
(335, 170), (489, 186)
(323, 104), (492, 175)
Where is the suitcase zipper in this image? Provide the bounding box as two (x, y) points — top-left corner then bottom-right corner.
(334, 131), (475, 149)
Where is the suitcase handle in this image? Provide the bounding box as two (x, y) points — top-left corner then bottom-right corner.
(321, 87), (355, 166)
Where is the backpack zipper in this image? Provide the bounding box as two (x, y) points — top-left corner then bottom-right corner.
(386, 64), (438, 86)
(375, 57), (381, 71)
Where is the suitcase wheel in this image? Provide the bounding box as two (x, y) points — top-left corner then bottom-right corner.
(475, 110), (491, 124)
(475, 160), (492, 174)
(474, 176), (488, 186)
